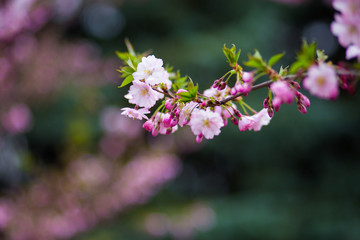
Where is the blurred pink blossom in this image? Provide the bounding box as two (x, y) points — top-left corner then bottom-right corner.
(0, 153), (181, 240)
(100, 106), (142, 138)
(144, 202), (216, 239)
(2, 104), (32, 134)
(303, 63), (339, 99)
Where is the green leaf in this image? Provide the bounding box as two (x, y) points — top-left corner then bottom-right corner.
(316, 49), (328, 62)
(121, 66), (135, 76)
(244, 49), (268, 71)
(223, 44), (241, 67)
(116, 51), (129, 61)
(188, 83), (198, 98)
(268, 52), (285, 67)
(289, 61), (304, 74)
(289, 40), (317, 74)
(253, 50), (263, 60)
(172, 71), (188, 91)
(177, 91), (193, 102)
(127, 56), (137, 70)
(223, 45), (233, 62)
(118, 75), (134, 88)
(235, 48), (241, 63)
(244, 59), (263, 68)
(279, 66), (288, 76)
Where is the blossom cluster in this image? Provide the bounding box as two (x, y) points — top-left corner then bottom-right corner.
(119, 36), (359, 143)
(121, 55), (275, 143)
(331, 0), (360, 61)
(116, 0), (360, 143)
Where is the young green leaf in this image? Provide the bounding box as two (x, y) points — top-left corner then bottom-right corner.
(116, 51), (129, 61)
(118, 75), (134, 88)
(289, 40), (317, 74)
(268, 52), (285, 67)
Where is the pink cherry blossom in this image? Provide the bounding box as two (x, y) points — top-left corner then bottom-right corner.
(133, 55), (163, 81)
(303, 63), (339, 100)
(249, 109), (272, 131)
(121, 107), (150, 120)
(333, 0), (360, 17)
(133, 55), (172, 89)
(270, 80), (295, 105)
(346, 44), (360, 60)
(242, 71), (254, 83)
(331, 14), (360, 47)
(189, 109), (224, 140)
(143, 119), (154, 132)
(203, 86), (229, 100)
(146, 69), (172, 90)
(178, 102), (198, 127)
(152, 113), (178, 136)
(128, 80), (162, 108)
(238, 116), (255, 131)
(235, 82), (252, 94)
(165, 99), (175, 110)
(196, 133), (203, 143)
(238, 109), (271, 132)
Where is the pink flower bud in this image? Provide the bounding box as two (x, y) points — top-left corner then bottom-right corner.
(263, 97), (270, 108)
(242, 71), (253, 83)
(183, 117), (191, 126)
(165, 99), (175, 110)
(143, 120), (154, 132)
(290, 81), (301, 89)
(239, 83), (251, 94)
(267, 107), (274, 118)
(170, 118), (178, 127)
(196, 133), (203, 143)
(212, 79), (220, 88)
(297, 104), (307, 114)
(230, 87), (237, 95)
(235, 82), (242, 92)
(231, 117), (239, 125)
(300, 94), (311, 108)
(163, 116), (172, 128)
(152, 127), (159, 136)
(218, 82), (227, 90)
(166, 127), (172, 135)
(234, 109), (242, 118)
(175, 107), (181, 116)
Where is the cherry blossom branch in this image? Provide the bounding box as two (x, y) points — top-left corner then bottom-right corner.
(207, 80), (273, 107)
(207, 68), (360, 107)
(118, 39), (360, 143)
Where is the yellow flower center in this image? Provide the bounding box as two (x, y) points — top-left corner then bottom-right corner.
(317, 77), (326, 86)
(140, 89), (148, 96)
(203, 119), (210, 127)
(349, 25), (358, 35)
